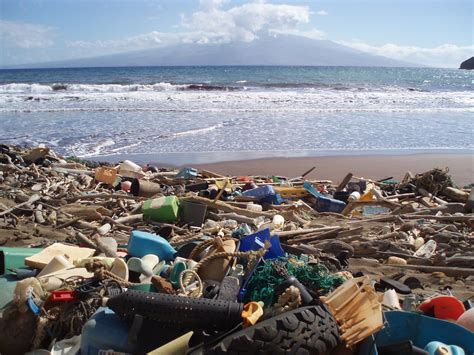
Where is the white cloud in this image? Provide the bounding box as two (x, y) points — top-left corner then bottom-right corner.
(269, 28), (325, 40)
(199, 0), (230, 9)
(0, 20), (55, 48)
(316, 10), (328, 16)
(338, 40), (474, 67)
(68, 31), (164, 49)
(67, 2), (311, 54)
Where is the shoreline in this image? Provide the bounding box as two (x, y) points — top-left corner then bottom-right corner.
(88, 151), (474, 186)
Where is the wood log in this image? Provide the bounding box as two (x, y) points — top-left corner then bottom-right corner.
(442, 187), (469, 203)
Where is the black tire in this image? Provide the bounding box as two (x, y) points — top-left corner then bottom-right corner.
(193, 305), (340, 355)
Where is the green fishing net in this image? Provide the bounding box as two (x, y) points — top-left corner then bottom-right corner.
(244, 256), (344, 307)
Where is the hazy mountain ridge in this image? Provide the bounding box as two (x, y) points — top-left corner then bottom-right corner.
(5, 35), (419, 69)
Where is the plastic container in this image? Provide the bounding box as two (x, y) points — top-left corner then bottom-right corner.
(261, 193), (284, 205)
(142, 196), (180, 223)
(0, 247), (43, 275)
(424, 341), (465, 355)
(273, 187), (309, 199)
(313, 195), (346, 213)
(94, 167), (117, 185)
(119, 160), (143, 179)
(181, 200), (207, 227)
(348, 191), (361, 202)
(80, 307), (136, 355)
(175, 167), (198, 179)
(127, 230), (177, 260)
(414, 240), (436, 258)
(242, 185), (275, 200)
(239, 228), (285, 259)
(130, 179), (161, 197)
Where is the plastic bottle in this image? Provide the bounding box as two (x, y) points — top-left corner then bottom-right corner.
(347, 191), (361, 202)
(414, 239), (436, 258)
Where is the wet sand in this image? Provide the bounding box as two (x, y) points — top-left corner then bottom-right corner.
(192, 154), (474, 186)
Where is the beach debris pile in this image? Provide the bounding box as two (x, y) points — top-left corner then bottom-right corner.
(0, 144), (473, 354)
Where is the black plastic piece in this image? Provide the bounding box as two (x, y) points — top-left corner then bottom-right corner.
(404, 276), (423, 290)
(379, 277), (412, 294)
(185, 182), (209, 192)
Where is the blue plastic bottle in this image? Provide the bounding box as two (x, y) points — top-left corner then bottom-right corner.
(127, 230), (177, 260)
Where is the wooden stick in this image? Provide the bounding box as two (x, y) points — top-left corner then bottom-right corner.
(336, 173), (353, 192)
(275, 226), (341, 238)
(301, 166), (316, 178)
(115, 214), (143, 224)
(0, 194), (41, 216)
(66, 193), (142, 203)
(182, 195), (274, 218)
(289, 228), (344, 244)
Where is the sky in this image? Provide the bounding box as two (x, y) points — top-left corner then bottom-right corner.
(0, 0), (472, 68)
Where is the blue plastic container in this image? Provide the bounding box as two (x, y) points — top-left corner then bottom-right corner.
(176, 167), (198, 179)
(313, 195), (346, 213)
(359, 311), (474, 355)
(239, 229), (285, 259)
(81, 307), (136, 355)
(261, 193), (284, 205)
(425, 341), (465, 355)
(242, 185), (276, 200)
(127, 231), (177, 260)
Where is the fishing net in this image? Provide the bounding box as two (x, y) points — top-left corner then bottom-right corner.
(244, 256), (344, 307)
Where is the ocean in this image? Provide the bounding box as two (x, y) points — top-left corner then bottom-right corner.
(0, 66), (472, 164)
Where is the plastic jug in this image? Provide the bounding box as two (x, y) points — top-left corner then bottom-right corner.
(80, 307), (136, 355)
(142, 196), (180, 223)
(128, 230), (177, 260)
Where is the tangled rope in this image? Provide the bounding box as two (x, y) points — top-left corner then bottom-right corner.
(193, 247), (268, 274)
(169, 233), (207, 247)
(188, 236), (237, 261)
(84, 260), (138, 288)
(179, 269), (203, 298)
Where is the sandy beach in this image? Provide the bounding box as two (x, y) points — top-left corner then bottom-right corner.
(191, 153), (474, 186)
(91, 152), (474, 185)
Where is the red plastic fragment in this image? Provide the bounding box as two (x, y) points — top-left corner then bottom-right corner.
(51, 290), (78, 302)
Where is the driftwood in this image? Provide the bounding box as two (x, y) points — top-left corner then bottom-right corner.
(275, 226), (341, 238)
(335, 173), (353, 192)
(182, 195), (274, 219)
(0, 194), (41, 216)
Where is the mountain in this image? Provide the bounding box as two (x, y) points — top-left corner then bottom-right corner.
(459, 57), (474, 70)
(8, 34), (418, 68)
